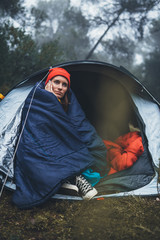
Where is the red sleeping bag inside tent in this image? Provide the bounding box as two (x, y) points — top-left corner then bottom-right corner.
(103, 131), (144, 175)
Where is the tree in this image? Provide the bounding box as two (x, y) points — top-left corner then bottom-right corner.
(0, 0), (63, 94)
(84, 0), (160, 59)
(30, 0), (91, 60)
(0, 23), (63, 93)
(0, 0), (24, 18)
(31, 0), (70, 43)
(134, 17), (160, 101)
(0, 0), (26, 92)
(94, 36), (136, 69)
(56, 7), (90, 60)
(79, 0), (160, 100)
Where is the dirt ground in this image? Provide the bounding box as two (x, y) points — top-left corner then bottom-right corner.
(0, 189), (160, 240)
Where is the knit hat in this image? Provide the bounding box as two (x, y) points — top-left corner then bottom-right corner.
(45, 67), (70, 88)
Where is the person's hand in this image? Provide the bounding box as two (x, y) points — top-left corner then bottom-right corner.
(45, 81), (55, 95)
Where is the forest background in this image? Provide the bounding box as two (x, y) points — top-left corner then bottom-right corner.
(0, 0), (160, 101)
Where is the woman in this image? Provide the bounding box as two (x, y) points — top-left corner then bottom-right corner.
(45, 68), (98, 198)
(12, 67), (107, 209)
(44, 67), (70, 111)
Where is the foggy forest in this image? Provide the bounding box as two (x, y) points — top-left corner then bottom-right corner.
(0, 0), (160, 100)
(1, 1), (160, 240)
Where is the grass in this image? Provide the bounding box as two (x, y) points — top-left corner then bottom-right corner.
(0, 189), (160, 240)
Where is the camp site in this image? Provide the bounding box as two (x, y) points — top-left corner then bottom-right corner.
(1, 60), (160, 239)
(1, 0), (160, 239)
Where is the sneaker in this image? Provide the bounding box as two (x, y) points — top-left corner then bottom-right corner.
(58, 181), (79, 196)
(76, 175), (98, 200)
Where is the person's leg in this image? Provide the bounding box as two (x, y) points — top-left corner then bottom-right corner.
(59, 175), (98, 199)
(76, 175), (98, 200)
(58, 180), (79, 196)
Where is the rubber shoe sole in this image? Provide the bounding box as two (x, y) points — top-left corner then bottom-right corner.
(58, 182), (79, 196)
(61, 183), (79, 192)
(82, 187), (98, 200)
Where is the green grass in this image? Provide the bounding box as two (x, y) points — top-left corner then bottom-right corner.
(0, 190), (160, 240)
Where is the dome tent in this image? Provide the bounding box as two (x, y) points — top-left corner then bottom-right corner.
(0, 60), (160, 200)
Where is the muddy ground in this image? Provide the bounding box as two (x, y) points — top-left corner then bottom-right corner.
(0, 190), (160, 240)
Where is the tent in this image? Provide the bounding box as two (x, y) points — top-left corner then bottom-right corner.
(0, 60), (160, 200)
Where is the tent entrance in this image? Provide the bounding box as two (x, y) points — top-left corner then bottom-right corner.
(70, 70), (155, 194)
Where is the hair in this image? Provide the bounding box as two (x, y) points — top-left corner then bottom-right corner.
(60, 91), (69, 112)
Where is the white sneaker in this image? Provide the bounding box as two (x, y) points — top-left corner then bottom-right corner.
(61, 182), (79, 192)
(58, 181), (79, 196)
(76, 175), (98, 200)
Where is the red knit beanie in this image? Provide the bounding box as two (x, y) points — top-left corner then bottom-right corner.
(45, 67), (71, 88)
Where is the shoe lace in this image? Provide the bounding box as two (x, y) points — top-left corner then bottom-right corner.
(76, 175), (92, 195)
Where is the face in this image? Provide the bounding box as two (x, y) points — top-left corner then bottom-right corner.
(50, 76), (68, 98)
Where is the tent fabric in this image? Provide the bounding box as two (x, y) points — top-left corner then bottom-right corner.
(95, 117), (155, 194)
(12, 81), (107, 209)
(0, 85), (34, 177)
(131, 95), (160, 168)
(50, 173), (159, 200)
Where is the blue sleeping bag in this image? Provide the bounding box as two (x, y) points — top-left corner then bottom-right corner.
(12, 82), (107, 209)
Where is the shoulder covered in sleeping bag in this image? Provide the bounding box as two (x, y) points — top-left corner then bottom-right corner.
(12, 82), (107, 209)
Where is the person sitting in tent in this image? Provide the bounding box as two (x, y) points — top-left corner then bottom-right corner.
(12, 67), (107, 209)
(44, 68), (100, 196)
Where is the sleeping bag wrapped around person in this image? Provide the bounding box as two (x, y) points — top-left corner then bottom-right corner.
(12, 67), (107, 209)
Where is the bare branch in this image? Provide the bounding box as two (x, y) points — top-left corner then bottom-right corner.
(85, 8), (124, 59)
